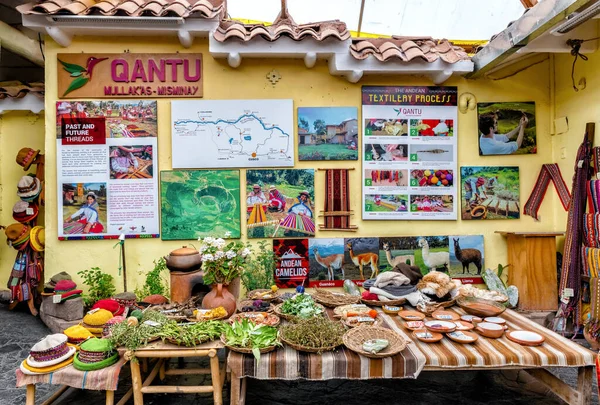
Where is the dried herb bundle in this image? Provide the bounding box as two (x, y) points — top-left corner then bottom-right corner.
(279, 317), (345, 352)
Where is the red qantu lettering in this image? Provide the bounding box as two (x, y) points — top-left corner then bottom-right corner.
(110, 58), (201, 83)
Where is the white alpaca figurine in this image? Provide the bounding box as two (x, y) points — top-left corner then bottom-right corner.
(417, 238), (449, 271)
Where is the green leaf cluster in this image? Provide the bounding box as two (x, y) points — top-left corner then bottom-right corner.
(135, 257), (170, 299)
(223, 319), (279, 361)
(77, 267), (116, 307)
(280, 294), (323, 318)
(241, 240), (276, 291)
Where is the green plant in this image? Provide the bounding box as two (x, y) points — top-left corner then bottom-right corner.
(77, 267), (116, 307)
(241, 240), (276, 291)
(135, 257), (170, 299)
(198, 235), (250, 285)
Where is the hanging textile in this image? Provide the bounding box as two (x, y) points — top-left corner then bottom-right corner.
(523, 164), (571, 220)
(555, 132), (592, 334)
(587, 180), (600, 213)
(584, 213), (600, 248)
(582, 247), (600, 277)
(320, 169), (357, 231)
(593, 146), (600, 177)
(586, 278), (600, 341)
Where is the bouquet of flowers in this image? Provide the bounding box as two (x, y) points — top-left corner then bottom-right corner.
(198, 233), (251, 285)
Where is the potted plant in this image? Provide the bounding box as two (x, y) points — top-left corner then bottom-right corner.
(241, 240), (276, 292)
(198, 234), (250, 317)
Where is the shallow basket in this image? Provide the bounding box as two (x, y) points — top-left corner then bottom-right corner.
(228, 312), (280, 327)
(312, 289), (361, 307)
(220, 335), (278, 355)
(361, 298), (406, 307)
(342, 326), (407, 359)
(237, 299), (274, 313)
(246, 289), (280, 302)
(279, 334), (341, 354)
(342, 317), (384, 329)
(273, 303), (326, 321)
(165, 336), (211, 347)
(333, 304), (371, 318)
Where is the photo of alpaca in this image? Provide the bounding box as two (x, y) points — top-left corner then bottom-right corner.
(312, 247), (344, 281)
(418, 237), (449, 272)
(345, 240), (379, 280)
(452, 238), (482, 275)
(382, 242), (415, 268)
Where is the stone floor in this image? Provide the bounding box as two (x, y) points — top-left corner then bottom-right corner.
(1, 302), (598, 405)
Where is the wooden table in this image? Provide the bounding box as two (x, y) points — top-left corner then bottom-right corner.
(496, 231), (564, 311)
(128, 340), (225, 405)
(229, 307), (595, 405)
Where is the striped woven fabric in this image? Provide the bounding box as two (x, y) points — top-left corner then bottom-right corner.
(582, 247), (600, 277)
(588, 180), (600, 213)
(15, 356), (126, 390)
(584, 213), (600, 248)
(227, 309), (426, 380)
(393, 307), (595, 368)
(323, 169), (351, 229)
(523, 164), (571, 220)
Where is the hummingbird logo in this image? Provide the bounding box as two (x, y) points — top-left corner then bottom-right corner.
(393, 108), (402, 116)
(58, 56), (108, 97)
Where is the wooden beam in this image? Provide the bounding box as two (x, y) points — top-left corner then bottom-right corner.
(0, 21), (44, 67)
(520, 0), (539, 8)
(526, 368), (581, 404)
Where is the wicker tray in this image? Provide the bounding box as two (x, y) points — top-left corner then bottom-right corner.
(342, 327), (407, 359)
(342, 317), (384, 328)
(220, 336), (278, 355)
(228, 312), (280, 327)
(279, 334), (341, 354)
(333, 304), (371, 318)
(237, 299), (274, 313)
(247, 289), (280, 302)
(312, 289), (361, 307)
(361, 297), (406, 307)
(273, 303), (326, 322)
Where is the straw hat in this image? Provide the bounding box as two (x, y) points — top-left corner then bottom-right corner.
(17, 176), (41, 199)
(12, 201), (39, 223)
(15, 147), (40, 171)
(269, 185), (276, 190)
(30, 226), (45, 252)
(73, 338), (119, 371)
(26, 333), (76, 369)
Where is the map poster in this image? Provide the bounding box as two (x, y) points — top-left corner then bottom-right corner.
(361, 86), (458, 220)
(273, 239), (310, 288)
(56, 100), (160, 240)
(171, 99), (294, 168)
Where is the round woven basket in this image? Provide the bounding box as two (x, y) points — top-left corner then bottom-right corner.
(273, 303), (326, 322)
(228, 312), (280, 327)
(237, 299), (274, 313)
(342, 327), (407, 359)
(220, 336), (278, 355)
(312, 289), (361, 307)
(342, 317), (384, 329)
(333, 304), (370, 318)
(361, 298), (406, 307)
(279, 334), (341, 354)
(246, 289), (280, 302)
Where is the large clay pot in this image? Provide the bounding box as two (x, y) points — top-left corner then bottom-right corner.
(202, 283), (236, 318)
(164, 246), (202, 272)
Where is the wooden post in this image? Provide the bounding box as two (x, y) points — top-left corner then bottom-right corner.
(130, 359), (144, 405)
(0, 21), (44, 66)
(209, 349), (223, 405)
(105, 390), (114, 405)
(26, 384), (35, 405)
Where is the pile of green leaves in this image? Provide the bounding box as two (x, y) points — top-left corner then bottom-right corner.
(108, 310), (170, 351)
(280, 294), (323, 319)
(77, 267), (116, 307)
(241, 240), (276, 291)
(223, 319), (279, 360)
(157, 320), (226, 347)
(135, 257), (170, 299)
(279, 317), (345, 353)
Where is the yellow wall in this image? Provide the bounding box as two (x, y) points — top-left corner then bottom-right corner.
(40, 36), (556, 293)
(0, 111), (45, 276)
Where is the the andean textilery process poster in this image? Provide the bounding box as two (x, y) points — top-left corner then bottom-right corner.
(362, 86), (458, 220)
(56, 100), (160, 240)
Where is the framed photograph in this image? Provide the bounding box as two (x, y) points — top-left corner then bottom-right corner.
(62, 183), (107, 235)
(246, 169), (315, 238)
(460, 166), (520, 220)
(160, 170), (241, 240)
(308, 238), (346, 283)
(478, 102), (536, 155)
(449, 235), (484, 284)
(297, 107), (358, 161)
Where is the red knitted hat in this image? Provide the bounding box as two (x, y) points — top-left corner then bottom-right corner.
(54, 280), (77, 293)
(91, 299), (125, 316)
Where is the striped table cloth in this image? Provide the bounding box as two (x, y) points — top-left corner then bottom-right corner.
(16, 357), (127, 391)
(393, 307), (595, 369)
(227, 309), (426, 380)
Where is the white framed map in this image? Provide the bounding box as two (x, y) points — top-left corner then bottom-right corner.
(171, 99), (294, 168)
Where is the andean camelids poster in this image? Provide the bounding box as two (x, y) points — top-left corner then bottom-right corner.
(56, 100), (160, 240)
(361, 86), (458, 220)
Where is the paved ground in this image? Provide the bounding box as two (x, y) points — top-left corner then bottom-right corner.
(0, 302), (598, 405)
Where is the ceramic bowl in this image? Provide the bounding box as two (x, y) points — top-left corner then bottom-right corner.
(404, 320), (425, 331)
(484, 317), (506, 325)
(446, 330), (478, 344)
(474, 322), (504, 338)
(431, 309), (459, 321)
(382, 305), (402, 315)
(412, 329), (443, 343)
(506, 330), (545, 346)
(424, 320), (456, 333)
(460, 315), (482, 323)
(454, 320), (475, 331)
(457, 297), (506, 318)
(398, 310), (426, 321)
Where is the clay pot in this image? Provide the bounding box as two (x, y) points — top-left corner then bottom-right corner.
(202, 283), (236, 318)
(164, 246), (202, 272)
(475, 322), (504, 339)
(584, 324), (600, 351)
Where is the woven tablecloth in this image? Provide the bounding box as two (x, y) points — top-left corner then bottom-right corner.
(393, 307), (595, 369)
(16, 357), (127, 391)
(227, 309), (426, 380)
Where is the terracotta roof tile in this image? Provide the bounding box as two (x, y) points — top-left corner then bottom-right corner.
(17, 0), (223, 18)
(213, 9), (350, 43)
(0, 82), (45, 100)
(350, 37), (470, 64)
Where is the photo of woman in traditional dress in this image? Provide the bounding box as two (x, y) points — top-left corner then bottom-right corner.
(63, 187), (106, 234)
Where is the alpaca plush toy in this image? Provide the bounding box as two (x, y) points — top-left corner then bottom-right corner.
(416, 271), (458, 302)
